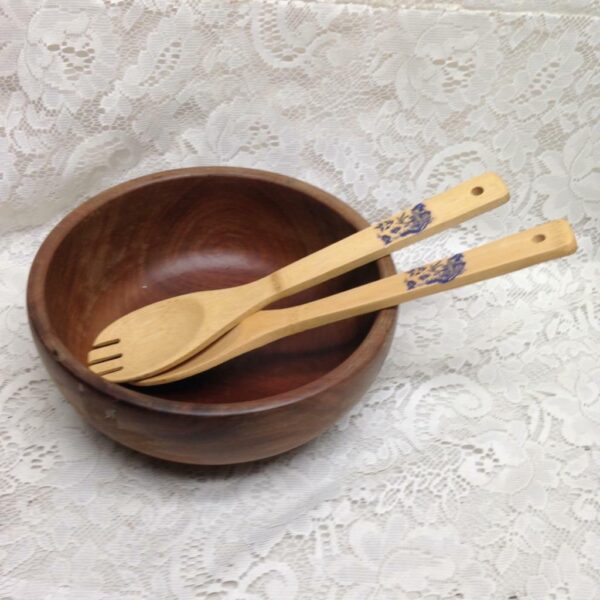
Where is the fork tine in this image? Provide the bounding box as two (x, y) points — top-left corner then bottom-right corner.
(92, 364), (124, 377)
(88, 351), (123, 366)
(91, 338), (120, 350)
(89, 355), (123, 374)
(88, 343), (122, 365)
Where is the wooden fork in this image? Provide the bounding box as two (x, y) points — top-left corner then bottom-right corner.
(88, 173), (508, 382)
(136, 220), (577, 386)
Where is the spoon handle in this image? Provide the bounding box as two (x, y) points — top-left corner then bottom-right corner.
(260, 173), (508, 301)
(138, 220), (576, 385)
(278, 220), (576, 333)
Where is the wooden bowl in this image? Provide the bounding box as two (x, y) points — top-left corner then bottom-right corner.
(27, 167), (397, 465)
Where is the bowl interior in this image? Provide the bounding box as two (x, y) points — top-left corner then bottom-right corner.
(43, 173), (383, 403)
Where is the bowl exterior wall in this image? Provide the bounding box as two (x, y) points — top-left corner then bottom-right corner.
(31, 321), (394, 464)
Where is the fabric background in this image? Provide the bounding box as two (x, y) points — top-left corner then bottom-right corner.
(1, 1), (599, 598)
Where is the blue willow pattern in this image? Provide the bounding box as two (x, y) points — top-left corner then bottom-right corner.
(375, 203), (432, 245)
(405, 254), (466, 290)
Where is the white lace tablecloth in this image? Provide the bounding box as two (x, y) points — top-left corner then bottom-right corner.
(1, 1), (599, 598)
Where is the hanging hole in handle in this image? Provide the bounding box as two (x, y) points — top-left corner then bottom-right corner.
(471, 186), (484, 196)
(532, 234), (546, 243)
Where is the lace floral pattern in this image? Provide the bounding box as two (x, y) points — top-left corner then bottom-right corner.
(1, 1), (599, 598)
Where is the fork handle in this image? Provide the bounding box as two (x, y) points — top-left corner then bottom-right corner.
(259, 173), (508, 301)
(276, 220), (577, 335)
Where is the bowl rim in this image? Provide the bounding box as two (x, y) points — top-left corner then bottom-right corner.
(27, 166), (397, 417)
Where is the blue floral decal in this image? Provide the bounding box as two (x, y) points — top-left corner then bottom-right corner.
(375, 203), (432, 245)
(405, 254), (466, 290)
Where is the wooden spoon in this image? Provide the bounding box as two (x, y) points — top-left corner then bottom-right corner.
(88, 173), (508, 382)
(136, 220), (576, 386)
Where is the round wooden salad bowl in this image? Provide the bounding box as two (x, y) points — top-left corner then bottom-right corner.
(27, 167), (397, 464)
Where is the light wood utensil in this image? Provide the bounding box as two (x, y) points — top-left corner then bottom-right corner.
(88, 173), (508, 382)
(137, 220), (576, 386)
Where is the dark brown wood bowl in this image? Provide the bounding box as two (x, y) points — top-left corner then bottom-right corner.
(27, 167), (397, 465)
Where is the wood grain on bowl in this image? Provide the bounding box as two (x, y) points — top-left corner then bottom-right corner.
(27, 167), (396, 464)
